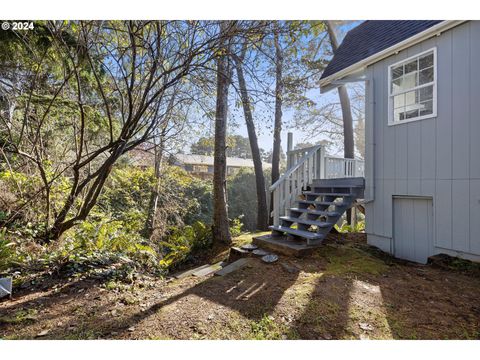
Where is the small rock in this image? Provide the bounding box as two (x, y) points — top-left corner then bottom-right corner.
(323, 333), (333, 340)
(36, 329), (50, 337)
(252, 249), (269, 256)
(262, 254), (279, 263)
(241, 244), (258, 251)
(111, 309), (118, 316)
(281, 262), (299, 273)
(359, 322), (374, 331)
(128, 326), (135, 332)
(207, 314), (214, 321)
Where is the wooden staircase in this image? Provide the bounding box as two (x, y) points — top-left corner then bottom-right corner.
(269, 177), (365, 247)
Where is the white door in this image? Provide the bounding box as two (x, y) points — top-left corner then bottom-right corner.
(393, 197), (433, 264)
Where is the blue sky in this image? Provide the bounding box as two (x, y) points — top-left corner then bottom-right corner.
(232, 21), (362, 156)
(181, 21), (363, 157)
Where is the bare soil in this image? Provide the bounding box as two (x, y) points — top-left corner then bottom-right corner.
(1, 233), (479, 340)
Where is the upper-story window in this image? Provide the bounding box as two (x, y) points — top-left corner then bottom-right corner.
(388, 48), (437, 125)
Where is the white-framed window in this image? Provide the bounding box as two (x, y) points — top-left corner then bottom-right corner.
(388, 48), (437, 125)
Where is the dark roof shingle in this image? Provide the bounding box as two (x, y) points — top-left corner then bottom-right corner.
(320, 20), (443, 80)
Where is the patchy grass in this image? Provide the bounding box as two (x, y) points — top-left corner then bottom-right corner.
(63, 327), (100, 340)
(2, 233), (480, 340)
(295, 297), (342, 338)
(316, 244), (389, 276)
(248, 314), (299, 340)
(232, 231), (270, 247)
(0, 308), (37, 325)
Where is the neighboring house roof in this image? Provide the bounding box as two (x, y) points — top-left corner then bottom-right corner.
(173, 154), (272, 169)
(321, 20), (442, 80)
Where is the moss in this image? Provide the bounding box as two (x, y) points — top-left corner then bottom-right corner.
(296, 298), (341, 335)
(248, 314), (298, 340)
(317, 245), (388, 276)
(0, 308), (37, 325)
(232, 231), (270, 247)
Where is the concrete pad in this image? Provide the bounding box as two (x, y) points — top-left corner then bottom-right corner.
(215, 258), (251, 276)
(192, 262), (224, 277)
(253, 234), (322, 257)
(173, 264), (210, 279)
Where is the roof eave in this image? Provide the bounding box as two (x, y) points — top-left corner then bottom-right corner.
(319, 20), (466, 92)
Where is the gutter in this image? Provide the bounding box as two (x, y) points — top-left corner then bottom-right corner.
(319, 20), (466, 91)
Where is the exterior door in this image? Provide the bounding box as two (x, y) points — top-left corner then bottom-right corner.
(393, 197), (433, 264)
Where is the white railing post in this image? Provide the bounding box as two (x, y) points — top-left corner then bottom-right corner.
(270, 145), (367, 228)
(273, 188), (280, 227)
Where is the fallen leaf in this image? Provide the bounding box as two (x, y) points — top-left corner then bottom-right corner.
(36, 329), (50, 337)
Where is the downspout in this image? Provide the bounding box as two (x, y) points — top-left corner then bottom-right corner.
(362, 76), (375, 204)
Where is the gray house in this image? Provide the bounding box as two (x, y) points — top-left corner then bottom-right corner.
(319, 20), (480, 263)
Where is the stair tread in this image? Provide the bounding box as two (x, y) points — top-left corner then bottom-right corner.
(312, 184), (364, 188)
(290, 207), (340, 217)
(269, 226), (325, 240)
(304, 191), (354, 197)
(280, 216), (332, 228)
(298, 200), (346, 206)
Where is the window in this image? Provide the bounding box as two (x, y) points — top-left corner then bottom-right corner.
(388, 48), (437, 124)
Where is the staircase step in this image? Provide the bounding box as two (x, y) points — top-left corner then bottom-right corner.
(269, 226), (325, 240)
(304, 191), (353, 197)
(280, 216), (332, 228)
(298, 200), (346, 206)
(290, 208), (340, 217)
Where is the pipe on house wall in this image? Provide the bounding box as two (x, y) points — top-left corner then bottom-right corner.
(363, 77), (375, 203)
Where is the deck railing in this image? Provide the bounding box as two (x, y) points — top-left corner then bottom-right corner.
(269, 145), (364, 226)
(323, 156), (365, 179)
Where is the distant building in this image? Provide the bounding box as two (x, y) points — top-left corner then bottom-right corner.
(172, 154), (272, 179)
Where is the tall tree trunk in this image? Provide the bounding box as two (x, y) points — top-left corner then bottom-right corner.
(233, 48), (269, 231)
(144, 93), (176, 238)
(270, 22), (283, 224)
(212, 22), (232, 245)
(326, 21), (355, 224)
(144, 131), (166, 238)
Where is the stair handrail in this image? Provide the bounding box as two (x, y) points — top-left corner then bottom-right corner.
(270, 145), (323, 227)
(270, 145), (322, 191)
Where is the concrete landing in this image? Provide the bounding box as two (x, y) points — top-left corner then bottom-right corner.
(252, 234), (322, 257)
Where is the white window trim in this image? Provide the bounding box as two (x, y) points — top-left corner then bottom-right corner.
(387, 47), (437, 126)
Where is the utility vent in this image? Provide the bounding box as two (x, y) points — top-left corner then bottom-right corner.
(0, 277), (12, 299)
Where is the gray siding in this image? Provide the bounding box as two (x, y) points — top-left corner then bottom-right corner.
(365, 21), (480, 260)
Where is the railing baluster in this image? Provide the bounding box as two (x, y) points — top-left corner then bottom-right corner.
(270, 144), (365, 227)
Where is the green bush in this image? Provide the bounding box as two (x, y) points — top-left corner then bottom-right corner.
(335, 220), (365, 233)
(159, 221), (213, 270)
(0, 228), (15, 272)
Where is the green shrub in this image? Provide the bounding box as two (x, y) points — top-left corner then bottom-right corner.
(229, 216), (244, 237)
(64, 215), (157, 266)
(0, 228), (15, 272)
(335, 220), (365, 233)
(159, 220), (212, 270)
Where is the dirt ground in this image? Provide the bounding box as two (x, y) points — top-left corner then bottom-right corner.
(1, 233), (480, 340)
